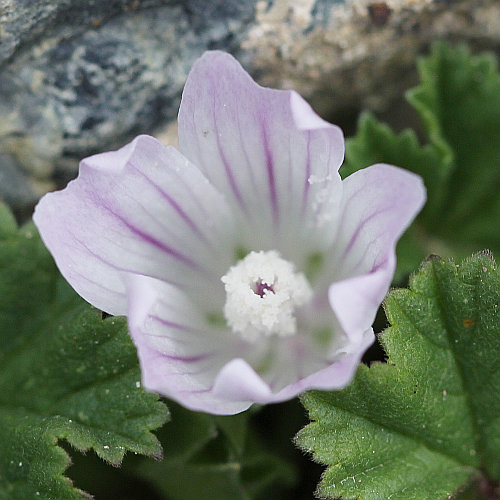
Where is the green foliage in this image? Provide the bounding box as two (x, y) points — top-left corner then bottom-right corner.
(296, 253), (500, 499)
(342, 112), (451, 223)
(132, 403), (296, 500)
(342, 44), (500, 281)
(408, 43), (500, 245)
(0, 204), (168, 500)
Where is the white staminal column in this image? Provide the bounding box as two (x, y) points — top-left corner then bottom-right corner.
(221, 250), (312, 342)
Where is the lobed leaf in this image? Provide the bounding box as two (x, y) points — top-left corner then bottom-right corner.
(342, 112), (451, 224)
(296, 253), (500, 499)
(0, 204), (168, 499)
(407, 44), (500, 246)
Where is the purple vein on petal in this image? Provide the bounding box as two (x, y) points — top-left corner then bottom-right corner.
(70, 234), (188, 292)
(342, 205), (396, 257)
(331, 183), (369, 247)
(342, 237), (376, 275)
(370, 257), (389, 274)
(130, 165), (212, 247)
(71, 267), (124, 295)
(72, 235), (130, 273)
(150, 315), (201, 333)
(259, 116), (279, 227)
(341, 232), (391, 277)
(212, 97), (246, 212)
(158, 352), (214, 363)
(100, 204), (201, 270)
(77, 234), (187, 288)
(72, 234), (188, 285)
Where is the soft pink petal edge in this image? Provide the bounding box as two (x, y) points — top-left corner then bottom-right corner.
(329, 163), (426, 342)
(33, 135), (233, 316)
(211, 328), (374, 405)
(132, 335), (374, 415)
(33, 138), (142, 315)
(128, 280), (375, 414)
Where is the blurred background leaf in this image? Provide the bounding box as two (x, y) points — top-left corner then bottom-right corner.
(342, 44), (500, 283)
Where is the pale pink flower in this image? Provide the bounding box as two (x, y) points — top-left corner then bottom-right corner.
(34, 52), (425, 414)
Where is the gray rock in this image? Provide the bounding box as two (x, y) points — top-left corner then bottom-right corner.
(241, 0), (500, 118)
(0, 152), (36, 213)
(0, 0), (168, 67)
(0, 1), (258, 180)
(0, 0), (498, 216)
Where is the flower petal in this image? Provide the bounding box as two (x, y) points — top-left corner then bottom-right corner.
(126, 271), (373, 413)
(177, 51), (345, 251)
(270, 328), (374, 399)
(328, 164), (426, 340)
(34, 135), (235, 315)
(126, 274), (253, 415)
(212, 328), (374, 405)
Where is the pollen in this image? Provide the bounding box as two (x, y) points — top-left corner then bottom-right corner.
(221, 250), (313, 342)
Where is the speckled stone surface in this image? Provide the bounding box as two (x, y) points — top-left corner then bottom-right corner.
(242, 0), (500, 111)
(0, 0), (498, 213)
(0, 1), (256, 187)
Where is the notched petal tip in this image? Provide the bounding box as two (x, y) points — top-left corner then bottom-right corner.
(194, 49), (240, 67)
(290, 91), (340, 132)
(80, 134), (164, 175)
(212, 358), (272, 404)
(179, 49), (347, 240)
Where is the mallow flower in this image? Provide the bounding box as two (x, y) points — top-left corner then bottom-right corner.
(34, 51), (425, 415)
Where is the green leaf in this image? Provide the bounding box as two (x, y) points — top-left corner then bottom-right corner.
(0, 206), (169, 500)
(0, 202), (17, 238)
(296, 253), (500, 499)
(342, 45), (500, 281)
(132, 404), (295, 500)
(158, 403), (219, 464)
(342, 112), (451, 224)
(407, 43), (500, 246)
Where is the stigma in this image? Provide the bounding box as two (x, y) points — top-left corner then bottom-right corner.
(221, 250), (312, 342)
